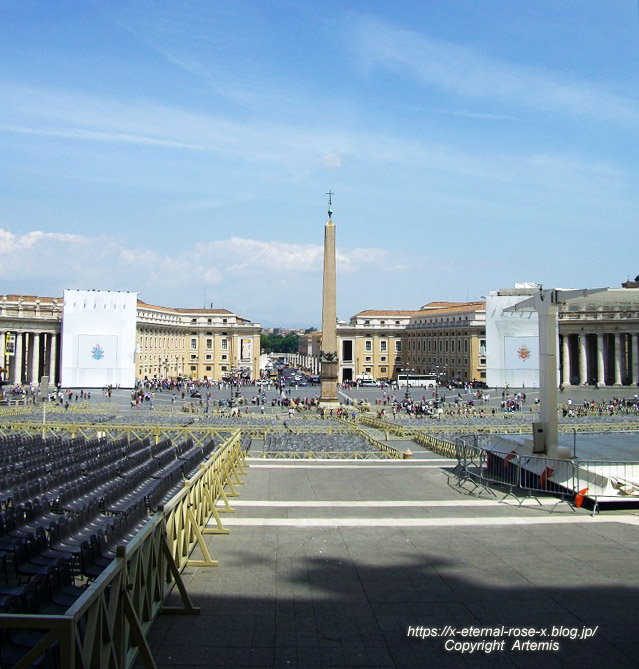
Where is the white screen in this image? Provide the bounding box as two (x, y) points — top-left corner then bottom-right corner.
(61, 290), (137, 388)
(504, 336), (539, 370)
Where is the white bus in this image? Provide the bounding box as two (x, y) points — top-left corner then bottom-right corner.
(397, 373), (437, 388)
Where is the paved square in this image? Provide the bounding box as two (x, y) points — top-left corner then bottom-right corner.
(144, 455), (639, 667)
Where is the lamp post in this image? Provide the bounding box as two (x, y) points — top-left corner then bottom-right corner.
(432, 366), (441, 407)
(228, 367), (238, 408)
(402, 366), (414, 403)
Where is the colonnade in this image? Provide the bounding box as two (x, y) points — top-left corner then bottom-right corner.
(561, 331), (639, 386)
(1, 330), (60, 386)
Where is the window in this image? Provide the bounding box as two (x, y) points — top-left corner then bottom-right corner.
(205, 354), (212, 361)
(380, 367), (387, 373)
(190, 338), (197, 350)
(221, 338), (228, 350)
(380, 340), (387, 352)
(221, 365), (227, 372)
(190, 365), (196, 371)
(206, 366), (211, 371)
(395, 341), (402, 353)
(206, 339), (212, 349)
(365, 340), (372, 352)
(464, 340), (468, 353)
(380, 356), (387, 362)
(365, 367), (371, 373)
(191, 318), (197, 323)
(364, 320), (370, 325)
(221, 354), (228, 361)
(190, 354), (197, 360)
(365, 356), (372, 362)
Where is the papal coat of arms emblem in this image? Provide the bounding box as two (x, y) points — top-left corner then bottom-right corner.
(517, 345), (531, 361)
(91, 344), (104, 360)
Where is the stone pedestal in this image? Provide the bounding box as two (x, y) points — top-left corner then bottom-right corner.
(320, 361), (338, 404)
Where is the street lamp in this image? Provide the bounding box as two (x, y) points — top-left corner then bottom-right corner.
(228, 367), (238, 408)
(401, 366), (414, 402)
(431, 366), (441, 406)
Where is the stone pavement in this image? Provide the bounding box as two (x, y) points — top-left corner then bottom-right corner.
(143, 449), (639, 668)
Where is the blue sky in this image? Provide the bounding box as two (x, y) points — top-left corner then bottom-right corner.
(1, 1), (638, 326)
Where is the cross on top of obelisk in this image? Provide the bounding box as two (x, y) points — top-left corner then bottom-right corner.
(326, 190), (334, 220)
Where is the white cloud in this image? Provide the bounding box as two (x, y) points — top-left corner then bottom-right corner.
(0, 227), (404, 323)
(322, 151), (343, 168)
(348, 15), (639, 128)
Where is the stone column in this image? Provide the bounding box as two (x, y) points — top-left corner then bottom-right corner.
(561, 335), (571, 386)
(13, 332), (24, 384)
(30, 333), (40, 384)
(613, 333), (623, 386)
(596, 333), (606, 386)
(49, 333), (58, 386)
(632, 333), (639, 386)
(320, 204), (338, 404)
(578, 335), (587, 385)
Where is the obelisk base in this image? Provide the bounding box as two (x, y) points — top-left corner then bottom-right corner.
(319, 361), (339, 405)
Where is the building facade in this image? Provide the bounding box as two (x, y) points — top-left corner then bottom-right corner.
(403, 302), (487, 384)
(1, 294), (261, 386)
(558, 287), (639, 387)
(339, 310), (413, 382)
(297, 311), (412, 383)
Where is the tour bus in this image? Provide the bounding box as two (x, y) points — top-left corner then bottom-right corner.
(397, 373), (437, 388)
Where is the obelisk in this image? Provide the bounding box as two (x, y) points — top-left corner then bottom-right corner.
(320, 191), (339, 404)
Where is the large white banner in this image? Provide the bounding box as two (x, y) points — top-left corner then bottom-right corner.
(61, 290), (137, 388)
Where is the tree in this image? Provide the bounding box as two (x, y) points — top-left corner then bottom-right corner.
(260, 332), (299, 354)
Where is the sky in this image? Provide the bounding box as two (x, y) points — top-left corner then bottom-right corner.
(1, 1), (638, 327)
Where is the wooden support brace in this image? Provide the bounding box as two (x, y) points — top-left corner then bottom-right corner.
(214, 473), (235, 512)
(231, 463), (244, 485)
(122, 590), (158, 669)
(225, 472), (239, 497)
(203, 488), (231, 535)
(185, 506), (219, 567)
(160, 533), (201, 615)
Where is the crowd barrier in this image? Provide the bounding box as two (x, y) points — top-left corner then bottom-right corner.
(0, 430), (247, 668)
(259, 451), (392, 460)
(359, 414), (639, 436)
(338, 421), (402, 459)
(447, 435), (639, 514)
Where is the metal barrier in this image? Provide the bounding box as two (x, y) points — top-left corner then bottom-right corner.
(445, 434), (639, 513)
(340, 421), (402, 459)
(258, 450), (393, 460)
(0, 423), (238, 448)
(0, 429), (247, 668)
(411, 432), (457, 459)
(360, 414), (639, 436)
